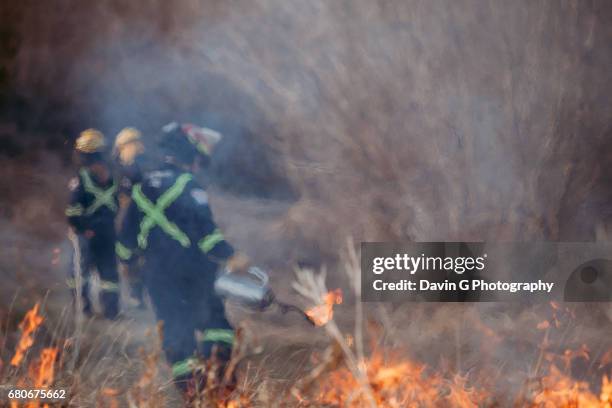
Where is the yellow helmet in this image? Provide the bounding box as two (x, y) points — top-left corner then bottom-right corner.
(75, 129), (105, 153)
(114, 127), (144, 165)
(114, 127), (141, 150)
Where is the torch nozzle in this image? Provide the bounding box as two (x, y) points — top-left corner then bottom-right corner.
(275, 300), (317, 326)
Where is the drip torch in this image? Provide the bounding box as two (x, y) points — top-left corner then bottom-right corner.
(214, 266), (316, 326)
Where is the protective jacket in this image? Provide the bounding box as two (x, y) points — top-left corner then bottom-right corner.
(117, 163), (235, 381)
(66, 168), (118, 233)
(65, 167), (120, 318)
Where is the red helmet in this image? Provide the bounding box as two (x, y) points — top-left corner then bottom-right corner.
(181, 123), (222, 157)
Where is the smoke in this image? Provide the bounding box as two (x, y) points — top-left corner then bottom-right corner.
(3, 0), (612, 256)
(0, 3), (610, 400)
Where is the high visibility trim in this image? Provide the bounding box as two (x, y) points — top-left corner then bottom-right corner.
(65, 204), (84, 217)
(66, 278), (77, 289)
(67, 276), (91, 288)
(201, 329), (235, 345)
(187, 134), (210, 156)
(198, 229), (224, 254)
(171, 357), (198, 378)
(80, 168), (117, 214)
(98, 280), (120, 292)
(115, 242), (132, 261)
(132, 173), (193, 249)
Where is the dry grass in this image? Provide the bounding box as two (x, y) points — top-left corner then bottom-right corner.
(0, 1), (611, 406)
(1, 244), (610, 407)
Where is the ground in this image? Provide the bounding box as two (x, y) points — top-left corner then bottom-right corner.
(0, 146), (611, 407)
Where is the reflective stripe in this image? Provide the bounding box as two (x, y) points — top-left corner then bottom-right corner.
(68, 277), (118, 292)
(202, 329), (234, 345)
(80, 169), (117, 214)
(171, 357), (198, 378)
(98, 280), (120, 292)
(65, 204), (84, 216)
(198, 229), (224, 254)
(187, 134), (210, 156)
(115, 242), (132, 261)
(66, 278), (77, 289)
(132, 173), (193, 249)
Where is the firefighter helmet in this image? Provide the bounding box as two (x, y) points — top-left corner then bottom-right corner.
(159, 122), (223, 164)
(181, 123), (222, 157)
(114, 127), (141, 150)
(114, 127), (144, 166)
(75, 129), (106, 153)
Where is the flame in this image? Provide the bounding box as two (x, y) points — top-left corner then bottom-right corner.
(10, 303), (44, 366)
(305, 288), (343, 326)
(310, 351), (488, 407)
(524, 307), (612, 407)
(102, 388), (120, 396)
(32, 348), (58, 388)
(300, 350), (612, 407)
(101, 388), (120, 408)
(601, 376), (611, 405)
(223, 395), (252, 408)
(12, 348), (59, 408)
(3, 298), (609, 407)
(537, 320), (551, 330)
(531, 366), (610, 407)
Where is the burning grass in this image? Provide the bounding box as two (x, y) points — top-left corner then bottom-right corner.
(0, 266), (610, 407)
(305, 288), (343, 327)
(9, 302), (44, 367)
(310, 350), (490, 407)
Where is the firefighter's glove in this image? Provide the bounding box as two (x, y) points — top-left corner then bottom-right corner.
(225, 253), (250, 274)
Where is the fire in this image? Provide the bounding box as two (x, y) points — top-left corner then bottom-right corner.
(10, 303), (44, 366)
(223, 395), (252, 408)
(531, 366), (610, 407)
(302, 350), (612, 407)
(522, 305), (612, 407)
(305, 288), (343, 326)
(295, 302), (612, 407)
(101, 388), (120, 408)
(601, 376), (611, 405)
(19, 348), (60, 408)
(2, 298), (609, 407)
(312, 351), (488, 407)
(31, 348), (59, 388)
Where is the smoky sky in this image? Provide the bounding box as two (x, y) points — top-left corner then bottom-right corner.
(2, 0), (612, 243)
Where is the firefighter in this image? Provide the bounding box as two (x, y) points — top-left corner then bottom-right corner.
(117, 122), (248, 393)
(113, 127), (146, 307)
(65, 129), (120, 319)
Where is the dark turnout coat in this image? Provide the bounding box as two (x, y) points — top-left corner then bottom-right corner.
(117, 163), (235, 377)
(65, 166), (120, 318)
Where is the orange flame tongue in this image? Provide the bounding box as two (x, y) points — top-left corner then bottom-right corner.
(306, 289), (343, 326)
(33, 348), (59, 387)
(10, 303), (44, 366)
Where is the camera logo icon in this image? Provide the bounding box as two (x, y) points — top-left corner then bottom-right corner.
(563, 259), (612, 302)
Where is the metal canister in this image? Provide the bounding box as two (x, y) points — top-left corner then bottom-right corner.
(214, 266), (275, 310)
